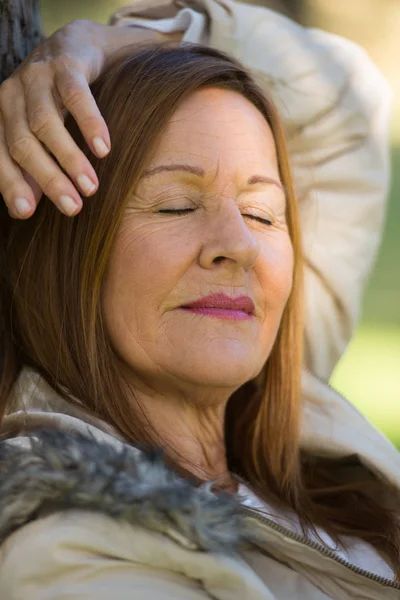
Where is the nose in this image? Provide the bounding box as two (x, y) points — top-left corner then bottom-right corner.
(198, 200), (260, 271)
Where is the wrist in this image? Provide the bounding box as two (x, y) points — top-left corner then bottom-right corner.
(96, 22), (183, 67)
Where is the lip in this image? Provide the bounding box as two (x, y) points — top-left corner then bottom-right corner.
(181, 293), (255, 315)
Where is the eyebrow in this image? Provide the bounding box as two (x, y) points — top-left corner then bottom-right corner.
(141, 163), (285, 191)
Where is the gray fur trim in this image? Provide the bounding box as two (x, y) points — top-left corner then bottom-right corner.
(0, 429), (259, 552)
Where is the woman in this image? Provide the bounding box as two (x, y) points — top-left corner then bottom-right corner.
(0, 4), (399, 600)
(0, 0), (392, 383)
(1, 41), (400, 599)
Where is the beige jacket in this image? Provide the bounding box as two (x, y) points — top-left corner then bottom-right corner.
(0, 2), (397, 599)
(0, 367), (400, 599)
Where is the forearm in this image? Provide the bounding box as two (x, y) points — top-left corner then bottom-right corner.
(89, 21), (184, 69)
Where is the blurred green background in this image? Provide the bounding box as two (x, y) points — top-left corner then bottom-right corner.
(40, 0), (400, 446)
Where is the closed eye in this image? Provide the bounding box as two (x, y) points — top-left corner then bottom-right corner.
(158, 208), (272, 226)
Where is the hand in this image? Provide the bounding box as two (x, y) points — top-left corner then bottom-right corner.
(0, 20), (171, 218)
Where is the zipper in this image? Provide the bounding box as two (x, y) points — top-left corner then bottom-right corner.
(240, 506), (400, 589)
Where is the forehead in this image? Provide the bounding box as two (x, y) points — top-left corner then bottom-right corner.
(149, 87), (279, 175)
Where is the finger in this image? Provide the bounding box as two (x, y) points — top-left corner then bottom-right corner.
(2, 96), (83, 217)
(55, 66), (111, 158)
(0, 121), (37, 219)
(21, 168), (43, 206)
(26, 87), (99, 197)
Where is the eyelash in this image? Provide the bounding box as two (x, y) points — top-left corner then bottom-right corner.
(158, 208), (272, 226)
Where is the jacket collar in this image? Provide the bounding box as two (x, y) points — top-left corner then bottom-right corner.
(0, 424), (263, 551)
(1, 366), (400, 550)
(5, 366), (400, 488)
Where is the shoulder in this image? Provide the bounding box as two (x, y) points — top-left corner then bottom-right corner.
(0, 428), (259, 598)
(0, 510), (212, 599)
(0, 427), (254, 551)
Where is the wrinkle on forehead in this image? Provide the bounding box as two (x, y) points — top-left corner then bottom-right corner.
(132, 87), (284, 214)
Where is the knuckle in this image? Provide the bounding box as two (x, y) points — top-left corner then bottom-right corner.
(53, 54), (76, 73)
(28, 106), (52, 137)
(9, 135), (33, 164)
(53, 55), (86, 83)
(0, 177), (17, 198)
(0, 177), (29, 207)
(20, 62), (44, 87)
(42, 173), (61, 197)
(78, 113), (101, 132)
(62, 84), (86, 111)
(56, 149), (77, 172)
(56, 20), (93, 44)
(56, 143), (90, 176)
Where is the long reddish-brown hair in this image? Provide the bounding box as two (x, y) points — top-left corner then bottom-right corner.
(1, 42), (399, 577)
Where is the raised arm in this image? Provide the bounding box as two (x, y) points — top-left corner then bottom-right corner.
(110, 0), (392, 379)
(0, 0), (391, 379)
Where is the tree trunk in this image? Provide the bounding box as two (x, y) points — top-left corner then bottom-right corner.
(0, 0), (43, 83)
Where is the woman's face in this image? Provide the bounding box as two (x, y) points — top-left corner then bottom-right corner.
(102, 87), (294, 394)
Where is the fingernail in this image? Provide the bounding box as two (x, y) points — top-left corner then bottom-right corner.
(77, 174), (96, 196)
(92, 137), (110, 158)
(14, 197), (32, 218)
(59, 195), (79, 216)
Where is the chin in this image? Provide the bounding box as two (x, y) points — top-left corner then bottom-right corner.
(173, 358), (262, 389)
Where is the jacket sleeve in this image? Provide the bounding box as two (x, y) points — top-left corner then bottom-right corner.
(0, 512), (213, 600)
(109, 0), (392, 382)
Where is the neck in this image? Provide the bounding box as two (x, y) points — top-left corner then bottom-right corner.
(121, 368), (238, 493)
(145, 397), (235, 488)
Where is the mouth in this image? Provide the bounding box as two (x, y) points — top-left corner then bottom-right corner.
(180, 307), (253, 320)
(180, 293), (255, 320)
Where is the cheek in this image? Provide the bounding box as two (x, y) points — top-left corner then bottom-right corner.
(101, 221), (195, 338)
(258, 234), (294, 311)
